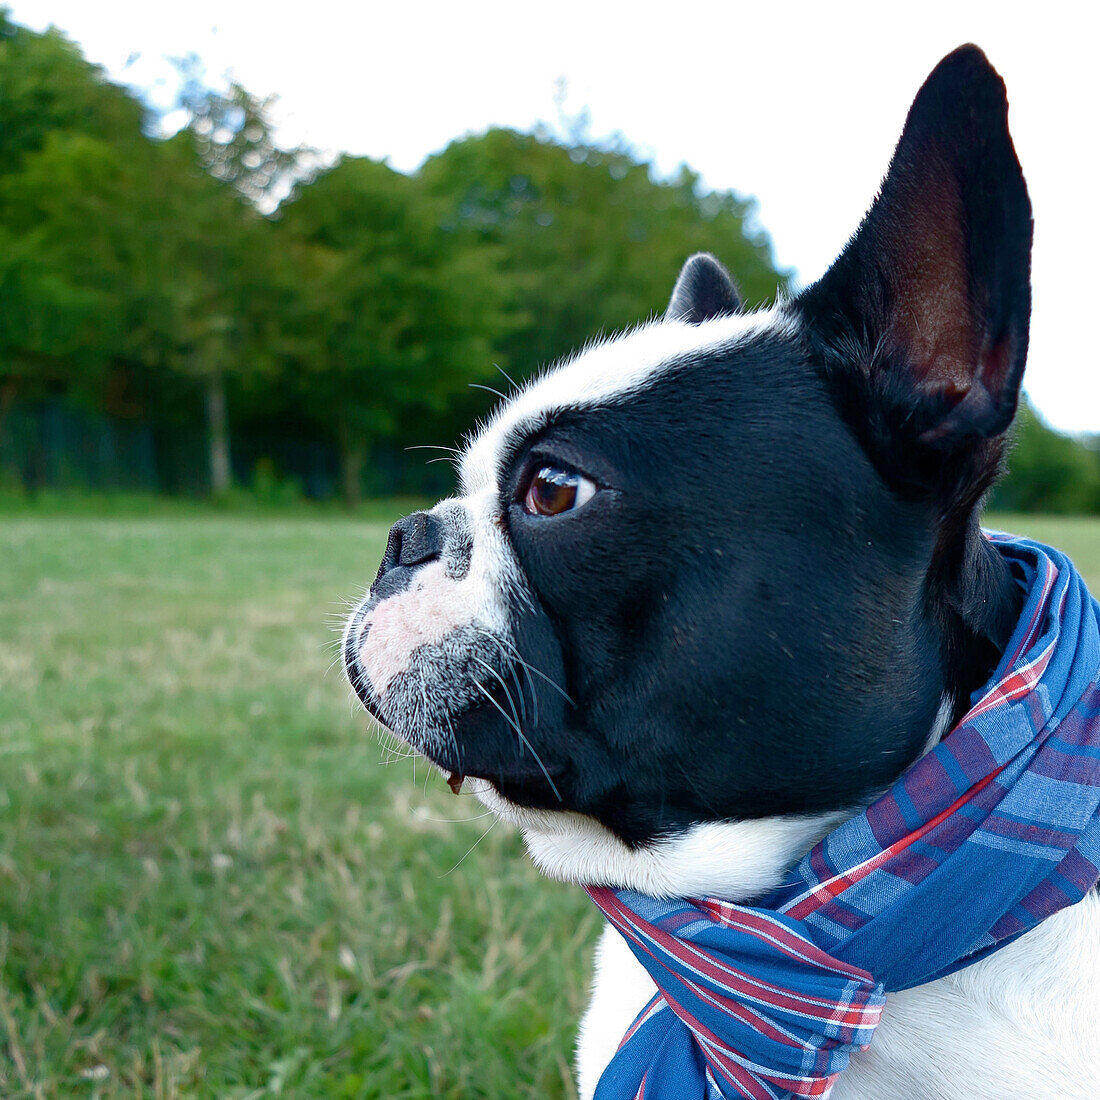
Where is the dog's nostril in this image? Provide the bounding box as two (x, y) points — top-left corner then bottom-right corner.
(375, 511), (443, 585)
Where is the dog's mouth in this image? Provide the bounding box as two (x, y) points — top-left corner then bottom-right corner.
(342, 584), (575, 808)
(418, 708), (569, 801)
(415, 733), (569, 804)
(345, 630), (568, 803)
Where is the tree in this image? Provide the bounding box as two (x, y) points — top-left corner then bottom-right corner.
(993, 400), (1100, 514)
(0, 16), (153, 457)
(0, 13), (145, 173)
(0, 221), (106, 450)
(420, 128), (790, 380)
(179, 76), (307, 210)
(168, 80), (306, 494)
(277, 156), (511, 505)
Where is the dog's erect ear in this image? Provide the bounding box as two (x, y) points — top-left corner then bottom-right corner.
(666, 253), (742, 323)
(799, 45), (1032, 450)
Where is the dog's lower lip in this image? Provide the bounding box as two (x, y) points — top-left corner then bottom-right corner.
(446, 771), (466, 795)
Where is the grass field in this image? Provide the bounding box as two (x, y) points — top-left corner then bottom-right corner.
(1, 510), (1097, 1098)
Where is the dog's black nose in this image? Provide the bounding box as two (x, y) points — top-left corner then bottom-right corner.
(383, 511), (443, 570)
(372, 511), (443, 598)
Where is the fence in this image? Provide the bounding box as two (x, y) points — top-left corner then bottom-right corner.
(0, 401), (455, 501)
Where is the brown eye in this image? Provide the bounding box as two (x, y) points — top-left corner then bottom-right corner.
(522, 465), (596, 516)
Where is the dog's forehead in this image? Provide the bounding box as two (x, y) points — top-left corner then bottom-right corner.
(458, 307), (796, 495)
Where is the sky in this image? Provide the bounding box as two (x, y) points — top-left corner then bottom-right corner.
(10, 0), (1099, 434)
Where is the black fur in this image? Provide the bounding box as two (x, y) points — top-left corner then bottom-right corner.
(491, 337), (950, 842)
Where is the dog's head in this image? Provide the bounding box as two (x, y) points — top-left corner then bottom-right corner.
(343, 46), (1032, 898)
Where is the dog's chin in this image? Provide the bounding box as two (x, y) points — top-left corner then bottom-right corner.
(350, 676), (568, 804)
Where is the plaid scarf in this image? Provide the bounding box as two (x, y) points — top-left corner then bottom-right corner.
(587, 534), (1100, 1100)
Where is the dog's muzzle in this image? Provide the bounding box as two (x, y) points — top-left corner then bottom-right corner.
(342, 502), (506, 744)
(343, 500), (570, 803)
(344, 509), (449, 712)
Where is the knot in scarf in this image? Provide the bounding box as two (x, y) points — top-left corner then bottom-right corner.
(587, 535), (1100, 1100)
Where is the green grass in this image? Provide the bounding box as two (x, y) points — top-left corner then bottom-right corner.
(0, 510), (1097, 1099)
(0, 513), (597, 1099)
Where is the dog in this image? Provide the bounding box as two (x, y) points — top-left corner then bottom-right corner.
(343, 45), (1100, 1099)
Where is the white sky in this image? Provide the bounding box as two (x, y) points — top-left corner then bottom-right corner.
(10, 0), (1099, 434)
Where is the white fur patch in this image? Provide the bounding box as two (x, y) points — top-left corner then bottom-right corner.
(357, 560), (472, 694)
(576, 924), (659, 1100)
(349, 492), (527, 699)
(476, 782), (846, 899)
(459, 308), (796, 497)
(472, 696), (952, 901)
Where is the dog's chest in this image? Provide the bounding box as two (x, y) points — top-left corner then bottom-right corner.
(577, 891), (1100, 1100)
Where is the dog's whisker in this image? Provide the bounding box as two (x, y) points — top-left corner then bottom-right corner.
(416, 675), (439, 798)
(376, 725), (419, 763)
(469, 381), (509, 402)
(516, 657), (572, 706)
(477, 628), (573, 708)
(509, 660), (528, 729)
(471, 677), (522, 740)
(494, 363), (520, 393)
(423, 809), (496, 823)
(513, 652), (540, 729)
(471, 655), (525, 735)
(474, 629), (543, 728)
(440, 706), (461, 779)
(378, 752), (418, 764)
(471, 679), (561, 801)
(440, 815), (499, 877)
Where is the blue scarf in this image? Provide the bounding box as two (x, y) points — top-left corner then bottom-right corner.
(587, 534), (1100, 1099)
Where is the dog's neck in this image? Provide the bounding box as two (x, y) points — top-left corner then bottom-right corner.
(929, 514), (1025, 727)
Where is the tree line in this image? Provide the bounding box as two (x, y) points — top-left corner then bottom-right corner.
(1, 13), (1097, 511)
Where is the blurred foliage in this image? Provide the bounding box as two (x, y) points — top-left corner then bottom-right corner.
(992, 400), (1100, 514)
(0, 11), (1095, 511)
(275, 158), (513, 505)
(420, 128), (786, 373)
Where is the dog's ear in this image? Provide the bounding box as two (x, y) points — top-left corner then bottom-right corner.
(799, 45), (1032, 455)
(666, 253), (742, 323)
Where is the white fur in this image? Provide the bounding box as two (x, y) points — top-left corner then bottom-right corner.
(577, 924), (660, 1100)
(475, 782), (846, 900)
(459, 308), (795, 497)
(358, 559), (479, 694)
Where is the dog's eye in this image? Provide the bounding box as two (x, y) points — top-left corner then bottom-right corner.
(522, 465), (596, 517)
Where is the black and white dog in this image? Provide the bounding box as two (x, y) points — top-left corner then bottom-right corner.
(344, 46), (1100, 1098)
